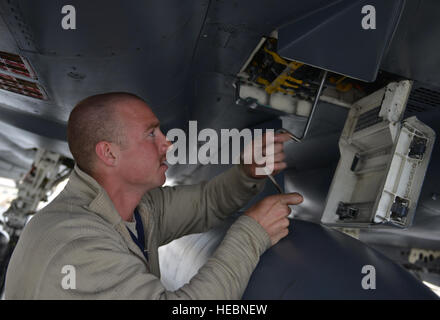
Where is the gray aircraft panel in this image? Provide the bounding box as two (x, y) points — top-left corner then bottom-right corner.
(243, 219), (437, 299)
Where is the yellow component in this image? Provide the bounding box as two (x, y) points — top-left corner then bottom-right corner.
(280, 77), (299, 89)
(265, 61), (303, 95)
(256, 77), (270, 86)
(263, 47), (288, 65)
(329, 76), (353, 92)
(286, 76), (303, 85)
(251, 44), (304, 96)
(329, 76), (339, 83)
(336, 82), (353, 92)
(282, 82), (299, 89)
(336, 76), (347, 84)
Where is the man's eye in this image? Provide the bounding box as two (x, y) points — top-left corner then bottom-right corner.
(148, 130), (156, 137)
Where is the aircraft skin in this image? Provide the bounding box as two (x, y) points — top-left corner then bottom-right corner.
(0, 0), (439, 299)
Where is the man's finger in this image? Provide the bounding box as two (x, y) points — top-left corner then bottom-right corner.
(264, 143), (283, 157)
(272, 161), (287, 172)
(269, 202), (292, 219)
(260, 161), (287, 173)
(258, 131), (275, 148)
(266, 192), (303, 206)
(262, 150), (285, 163)
(262, 136), (286, 149)
(274, 133), (292, 143)
(279, 192), (303, 205)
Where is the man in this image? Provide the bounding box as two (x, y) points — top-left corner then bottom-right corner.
(5, 92), (303, 299)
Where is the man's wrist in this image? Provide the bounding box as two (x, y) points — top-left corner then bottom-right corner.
(239, 163), (266, 180)
(236, 164), (267, 196)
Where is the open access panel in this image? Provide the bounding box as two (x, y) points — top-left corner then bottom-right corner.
(321, 80), (436, 228)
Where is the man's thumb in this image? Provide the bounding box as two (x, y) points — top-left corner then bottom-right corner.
(276, 192), (304, 205)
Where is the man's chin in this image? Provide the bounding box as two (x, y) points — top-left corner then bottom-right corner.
(158, 172), (167, 186)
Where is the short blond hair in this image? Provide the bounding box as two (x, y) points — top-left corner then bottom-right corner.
(67, 92), (143, 175)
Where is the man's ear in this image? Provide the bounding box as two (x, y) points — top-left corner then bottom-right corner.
(95, 141), (119, 167)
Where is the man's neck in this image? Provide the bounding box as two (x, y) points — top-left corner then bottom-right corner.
(93, 173), (147, 222)
(108, 189), (142, 222)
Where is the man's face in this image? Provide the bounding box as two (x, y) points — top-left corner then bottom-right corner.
(115, 99), (171, 190)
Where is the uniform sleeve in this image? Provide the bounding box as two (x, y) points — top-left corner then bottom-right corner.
(142, 164), (266, 246)
(36, 215), (271, 300)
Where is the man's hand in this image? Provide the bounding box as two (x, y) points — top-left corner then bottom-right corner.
(245, 193), (303, 246)
(241, 132), (291, 179)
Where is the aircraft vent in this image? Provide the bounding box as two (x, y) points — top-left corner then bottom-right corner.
(0, 51), (46, 100)
(0, 51), (36, 79)
(0, 74), (46, 100)
(406, 86), (440, 114)
(354, 106), (382, 132)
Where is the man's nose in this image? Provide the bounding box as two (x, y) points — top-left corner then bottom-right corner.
(164, 139), (173, 152)
(159, 130), (172, 153)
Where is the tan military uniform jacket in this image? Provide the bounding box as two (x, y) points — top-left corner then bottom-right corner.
(5, 164), (271, 299)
